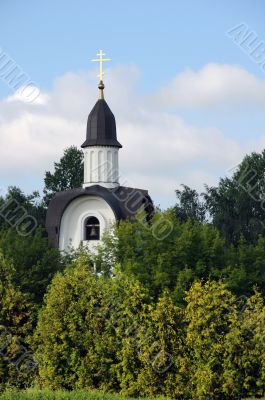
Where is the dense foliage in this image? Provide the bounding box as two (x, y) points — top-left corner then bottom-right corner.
(175, 150), (265, 245)
(95, 211), (265, 301)
(0, 187), (46, 230)
(0, 388), (169, 400)
(0, 228), (62, 304)
(1, 147), (265, 398)
(0, 252), (35, 391)
(34, 261), (265, 399)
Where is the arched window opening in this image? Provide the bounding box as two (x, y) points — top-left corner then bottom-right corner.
(84, 216), (100, 241)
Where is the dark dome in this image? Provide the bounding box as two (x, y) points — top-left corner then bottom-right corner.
(81, 99), (122, 148)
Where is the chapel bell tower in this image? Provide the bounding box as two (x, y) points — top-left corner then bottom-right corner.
(81, 50), (122, 189)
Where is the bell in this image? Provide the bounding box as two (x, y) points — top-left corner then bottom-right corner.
(90, 225), (97, 237)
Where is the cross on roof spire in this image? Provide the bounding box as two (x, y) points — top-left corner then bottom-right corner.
(92, 50), (111, 99)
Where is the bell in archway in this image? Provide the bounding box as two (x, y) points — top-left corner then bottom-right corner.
(90, 225), (97, 238)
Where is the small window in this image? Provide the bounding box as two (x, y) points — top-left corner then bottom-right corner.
(84, 216), (100, 241)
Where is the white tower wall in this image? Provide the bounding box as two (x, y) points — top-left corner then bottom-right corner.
(83, 146), (119, 189)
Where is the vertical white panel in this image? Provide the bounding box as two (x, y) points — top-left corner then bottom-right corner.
(90, 150), (94, 182)
(107, 150), (112, 182)
(102, 149), (105, 182)
(114, 150), (118, 182)
(98, 150), (103, 181)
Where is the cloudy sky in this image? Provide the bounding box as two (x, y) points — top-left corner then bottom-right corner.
(0, 0), (265, 207)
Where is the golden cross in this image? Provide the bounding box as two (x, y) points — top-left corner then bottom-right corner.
(92, 49), (111, 82)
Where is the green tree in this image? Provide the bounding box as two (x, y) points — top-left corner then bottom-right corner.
(95, 207), (265, 302)
(34, 256), (150, 392)
(35, 256), (98, 389)
(96, 210), (225, 301)
(0, 227), (62, 305)
(118, 291), (187, 398)
(222, 235), (265, 296)
(0, 186), (46, 229)
(205, 150), (265, 244)
(184, 280), (236, 400)
(222, 291), (265, 398)
(44, 146), (84, 204)
(175, 184), (206, 223)
(0, 252), (35, 391)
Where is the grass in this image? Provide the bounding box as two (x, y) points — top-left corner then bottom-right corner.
(0, 389), (169, 400)
(0, 390), (263, 400)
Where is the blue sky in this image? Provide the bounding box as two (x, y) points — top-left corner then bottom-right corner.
(1, 0), (265, 207)
(1, 0), (264, 92)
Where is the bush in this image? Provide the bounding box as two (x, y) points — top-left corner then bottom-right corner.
(0, 252), (36, 391)
(34, 256), (150, 392)
(0, 228), (62, 304)
(34, 271), (265, 399)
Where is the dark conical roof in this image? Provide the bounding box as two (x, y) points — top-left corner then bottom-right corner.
(81, 99), (122, 148)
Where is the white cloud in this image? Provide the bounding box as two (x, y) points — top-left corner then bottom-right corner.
(5, 87), (50, 105)
(0, 63), (265, 207)
(155, 63), (265, 108)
